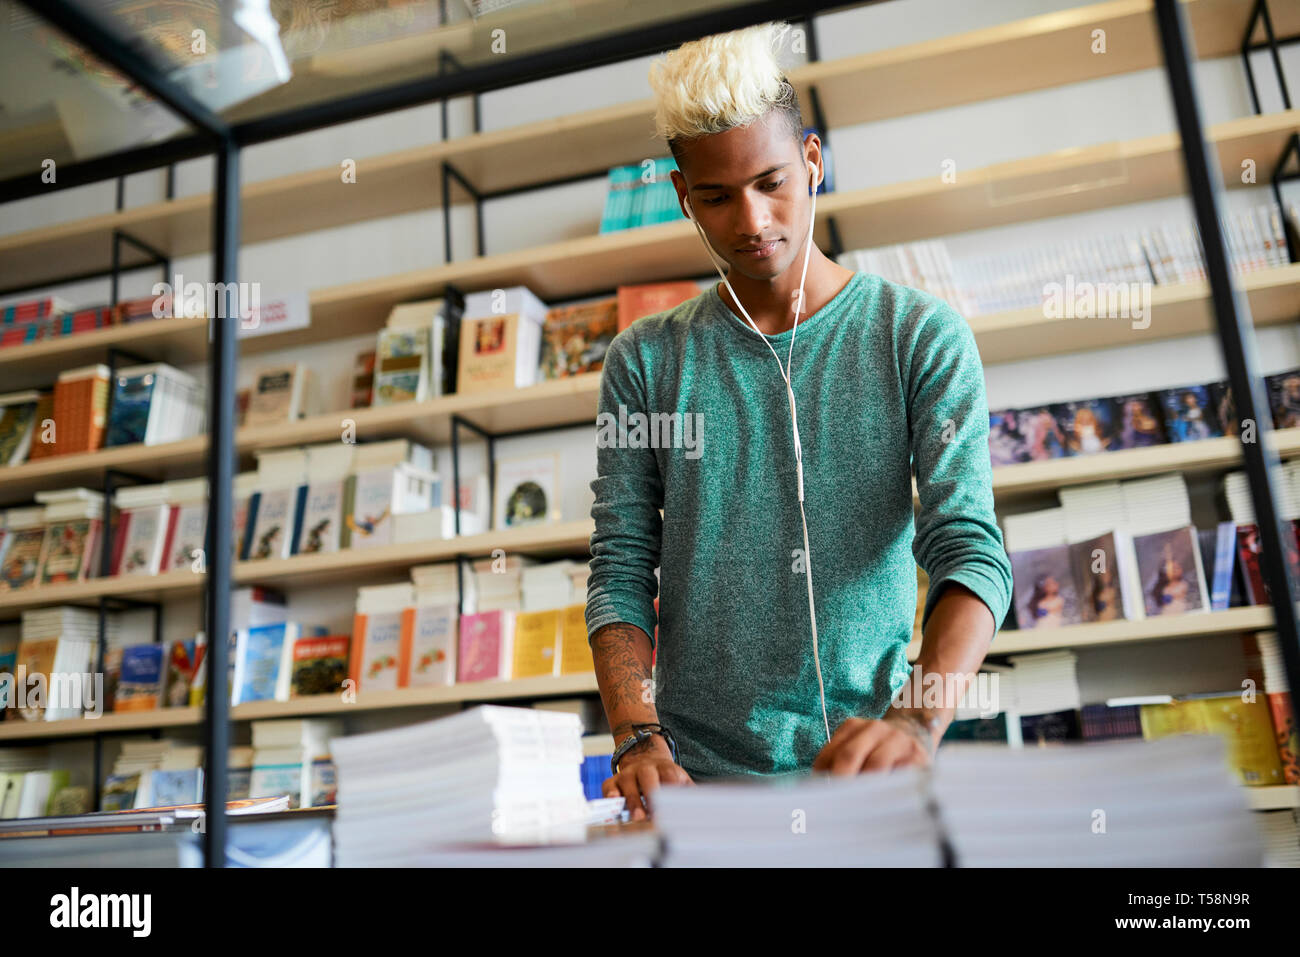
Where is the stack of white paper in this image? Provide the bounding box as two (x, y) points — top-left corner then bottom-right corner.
(331, 705), (590, 866)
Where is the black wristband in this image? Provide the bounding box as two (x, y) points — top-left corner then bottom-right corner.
(611, 723), (679, 775)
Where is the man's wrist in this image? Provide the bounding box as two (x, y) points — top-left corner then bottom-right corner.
(888, 707), (950, 753)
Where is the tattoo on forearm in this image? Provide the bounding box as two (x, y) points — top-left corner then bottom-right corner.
(592, 622), (654, 720)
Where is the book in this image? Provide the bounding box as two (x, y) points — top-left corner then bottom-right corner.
(345, 469), (395, 548)
(559, 604), (595, 674)
(457, 610), (515, 682)
(0, 526), (46, 593)
(294, 479), (344, 555)
(1054, 398), (1117, 456)
(350, 610), (404, 692)
(114, 645), (165, 712)
(1209, 520), (1239, 611)
(1208, 379), (1238, 437)
(351, 349), (376, 408)
(0, 391), (40, 466)
(1008, 546), (1082, 628)
(1265, 368), (1300, 429)
(1111, 392), (1166, 449)
(511, 610), (560, 678)
(399, 605), (456, 687)
(232, 622), (305, 704)
(111, 504), (169, 576)
(1157, 384), (1222, 442)
(456, 312), (546, 394)
(538, 299), (618, 379)
(494, 453), (560, 529)
(1140, 695), (1286, 786)
(373, 326), (432, 405)
(38, 517), (99, 585)
(290, 635), (350, 697)
(1067, 531), (1141, 622)
(164, 639), (197, 708)
(246, 486), (299, 561)
(615, 280), (701, 332)
(1266, 692), (1299, 785)
(1132, 526), (1210, 616)
(246, 363), (310, 426)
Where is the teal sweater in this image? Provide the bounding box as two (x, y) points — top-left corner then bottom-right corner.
(584, 270), (1012, 779)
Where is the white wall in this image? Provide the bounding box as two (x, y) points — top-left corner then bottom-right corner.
(5, 0), (1300, 720)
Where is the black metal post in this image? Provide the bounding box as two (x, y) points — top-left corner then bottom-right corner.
(203, 137), (240, 869)
(1156, 0), (1300, 711)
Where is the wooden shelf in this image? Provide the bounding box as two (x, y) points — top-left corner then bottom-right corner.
(906, 605), (1276, 659)
(1, 1), (1292, 294)
(1, 111), (1294, 392)
(0, 519), (596, 616)
(0, 673), (599, 741)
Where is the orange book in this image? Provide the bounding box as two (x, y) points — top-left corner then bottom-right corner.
(615, 281), (701, 332)
(1267, 691), (1299, 785)
(25, 391), (55, 460)
(512, 610), (560, 678)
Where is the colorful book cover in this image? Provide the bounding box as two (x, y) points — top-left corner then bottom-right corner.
(1235, 521), (1300, 604)
(1208, 379), (1238, 437)
(494, 454), (559, 529)
(1015, 406), (1069, 461)
(350, 611), (403, 692)
(987, 409), (1031, 467)
(14, 638), (58, 720)
(1008, 546), (1082, 629)
(310, 758), (337, 807)
(373, 328), (429, 405)
(559, 604), (595, 674)
(290, 635), (350, 697)
(1068, 533), (1125, 623)
(457, 610), (513, 683)
(1266, 368), (1300, 429)
(1141, 696), (1286, 785)
(1111, 392), (1166, 449)
(400, 605), (455, 688)
(233, 623), (296, 704)
(1158, 384), (1222, 442)
(1132, 527), (1208, 616)
(1, 527), (46, 592)
(250, 762), (303, 810)
(164, 638), (197, 708)
(104, 370), (156, 446)
(113, 644), (164, 712)
(615, 280), (700, 332)
(538, 299), (618, 379)
(100, 773), (140, 812)
(1054, 398), (1118, 456)
(38, 518), (97, 584)
(0, 398), (38, 465)
(1266, 691), (1299, 785)
(1210, 521), (1238, 611)
(351, 349), (376, 408)
(114, 506), (168, 576)
(511, 609), (560, 678)
(295, 480), (343, 555)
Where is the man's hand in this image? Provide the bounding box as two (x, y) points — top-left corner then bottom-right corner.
(602, 735), (693, 821)
(811, 712), (939, 775)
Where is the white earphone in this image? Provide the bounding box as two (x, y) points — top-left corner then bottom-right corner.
(683, 165), (831, 745)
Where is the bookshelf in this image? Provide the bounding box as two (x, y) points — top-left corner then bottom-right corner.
(4, 0), (1292, 293)
(3, 0), (1298, 861)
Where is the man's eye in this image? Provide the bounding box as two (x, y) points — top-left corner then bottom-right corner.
(763, 179), (785, 191)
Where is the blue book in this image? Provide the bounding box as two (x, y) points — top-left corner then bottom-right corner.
(1210, 520), (1238, 611)
(105, 370), (157, 446)
(233, 622), (295, 704)
(116, 644), (164, 710)
(148, 768), (203, 807)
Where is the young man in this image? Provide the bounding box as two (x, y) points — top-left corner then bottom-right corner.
(585, 22), (1012, 820)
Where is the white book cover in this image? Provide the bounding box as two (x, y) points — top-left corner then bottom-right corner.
(347, 469), (395, 549)
(248, 487), (298, 561)
(407, 604), (457, 688)
(167, 503), (207, 571)
(118, 504), (169, 576)
(357, 610), (404, 692)
(494, 454), (560, 530)
(296, 480), (344, 555)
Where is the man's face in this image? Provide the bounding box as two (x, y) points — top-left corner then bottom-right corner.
(673, 111), (812, 281)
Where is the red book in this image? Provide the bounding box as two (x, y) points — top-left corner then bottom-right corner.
(1267, 691), (1299, 785)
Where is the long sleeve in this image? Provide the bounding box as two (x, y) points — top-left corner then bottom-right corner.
(906, 303), (1013, 633)
(584, 329), (664, 647)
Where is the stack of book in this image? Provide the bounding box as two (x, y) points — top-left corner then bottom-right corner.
(248, 718), (342, 809)
(929, 735), (1262, 866)
(0, 748), (71, 819)
(841, 201), (1297, 317)
(350, 583), (414, 693)
(1138, 693), (1288, 787)
(1257, 808), (1300, 867)
(104, 363), (204, 448)
(1007, 650), (1082, 744)
(0, 295), (160, 351)
(102, 741), (203, 811)
(330, 705), (590, 865)
(654, 763), (940, 867)
(50, 364), (110, 456)
(14, 606), (100, 720)
(1002, 474), (1212, 629)
(0, 506), (44, 593)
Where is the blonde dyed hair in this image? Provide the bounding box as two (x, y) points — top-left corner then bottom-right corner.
(648, 21), (803, 153)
